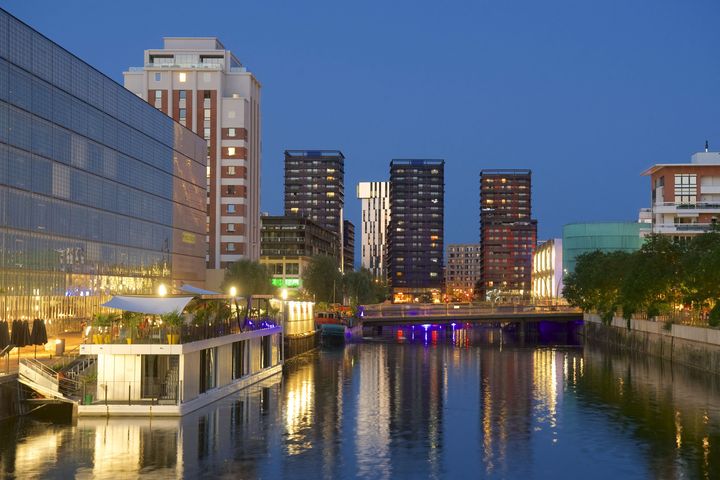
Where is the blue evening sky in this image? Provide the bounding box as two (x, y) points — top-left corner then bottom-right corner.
(6, 0), (720, 248)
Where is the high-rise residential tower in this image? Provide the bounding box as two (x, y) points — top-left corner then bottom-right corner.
(479, 169), (537, 301)
(357, 181), (390, 279)
(388, 160), (444, 302)
(0, 10), (207, 323)
(343, 220), (355, 273)
(124, 38), (261, 273)
(284, 150), (346, 269)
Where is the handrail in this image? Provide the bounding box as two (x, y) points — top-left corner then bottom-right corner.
(0, 345), (14, 356)
(20, 358), (59, 381)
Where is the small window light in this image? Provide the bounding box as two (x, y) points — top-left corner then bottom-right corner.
(228, 147), (236, 156)
(178, 72), (187, 82)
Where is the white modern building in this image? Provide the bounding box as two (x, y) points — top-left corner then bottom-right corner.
(124, 38), (262, 277)
(531, 238), (564, 301)
(641, 149), (720, 239)
(357, 181), (390, 279)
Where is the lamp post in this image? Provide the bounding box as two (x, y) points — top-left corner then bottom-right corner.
(229, 286), (242, 329)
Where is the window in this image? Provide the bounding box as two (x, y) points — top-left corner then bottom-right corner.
(228, 147), (236, 156)
(204, 128), (210, 140)
(199, 348), (217, 393)
(228, 110), (236, 119)
(286, 263), (299, 275)
(227, 243), (236, 252)
(226, 185), (236, 195)
(154, 72), (161, 81)
(178, 72), (187, 83)
(179, 91), (186, 100)
(232, 341), (245, 379)
(675, 174), (697, 204)
(228, 128), (236, 137)
(227, 204), (236, 214)
(227, 223), (235, 232)
(228, 166), (236, 175)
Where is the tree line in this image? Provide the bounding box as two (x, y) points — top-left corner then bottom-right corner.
(221, 256), (389, 306)
(563, 232), (720, 326)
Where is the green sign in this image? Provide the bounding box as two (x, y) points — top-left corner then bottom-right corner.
(271, 278), (301, 288)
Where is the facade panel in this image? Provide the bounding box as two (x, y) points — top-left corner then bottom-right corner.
(357, 181), (390, 279)
(0, 10), (206, 325)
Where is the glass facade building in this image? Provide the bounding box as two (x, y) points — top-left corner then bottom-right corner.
(0, 9), (207, 325)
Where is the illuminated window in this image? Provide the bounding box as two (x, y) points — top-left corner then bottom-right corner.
(228, 147), (236, 156)
(327, 192), (335, 197)
(178, 72), (187, 82)
(228, 128), (236, 137)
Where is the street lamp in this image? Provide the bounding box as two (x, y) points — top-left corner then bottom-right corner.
(229, 286), (237, 298)
(158, 284), (167, 297)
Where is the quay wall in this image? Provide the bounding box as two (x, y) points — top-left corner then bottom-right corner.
(0, 375), (19, 421)
(584, 314), (720, 375)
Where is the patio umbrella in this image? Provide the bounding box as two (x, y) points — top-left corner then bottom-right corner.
(31, 319), (48, 358)
(0, 321), (9, 350)
(9, 320), (19, 346)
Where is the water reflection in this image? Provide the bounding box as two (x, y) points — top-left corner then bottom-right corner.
(2, 326), (720, 478)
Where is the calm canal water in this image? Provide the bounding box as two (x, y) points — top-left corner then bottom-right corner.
(2, 324), (720, 479)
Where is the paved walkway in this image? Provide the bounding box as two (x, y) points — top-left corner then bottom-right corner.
(0, 331), (84, 376)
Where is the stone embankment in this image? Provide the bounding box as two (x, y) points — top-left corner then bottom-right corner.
(584, 314), (720, 375)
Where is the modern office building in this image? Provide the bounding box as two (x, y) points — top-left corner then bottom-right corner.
(641, 149), (720, 240)
(357, 181), (390, 279)
(562, 222), (650, 273)
(0, 9), (207, 324)
(343, 220), (355, 272)
(388, 160), (444, 302)
(124, 37), (261, 271)
(531, 239), (563, 302)
(259, 215), (338, 295)
(479, 169), (537, 301)
(284, 150), (346, 269)
(445, 244), (482, 301)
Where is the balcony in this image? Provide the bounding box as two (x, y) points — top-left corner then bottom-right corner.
(653, 202), (720, 214)
(654, 223), (715, 234)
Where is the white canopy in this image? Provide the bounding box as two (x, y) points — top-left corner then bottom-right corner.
(101, 296), (194, 315)
(178, 284), (221, 295)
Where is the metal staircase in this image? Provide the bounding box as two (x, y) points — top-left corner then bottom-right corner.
(18, 358), (81, 402)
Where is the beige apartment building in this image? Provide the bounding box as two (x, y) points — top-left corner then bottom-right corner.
(124, 38), (261, 278)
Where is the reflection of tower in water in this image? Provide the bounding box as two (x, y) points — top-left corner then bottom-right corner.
(386, 343), (445, 476)
(478, 346), (534, 477)
(356, 344), (391, 478)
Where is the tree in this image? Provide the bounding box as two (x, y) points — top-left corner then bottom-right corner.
(682, 231), (720, 306)
(343, 269), (385, 305)
(563, 250), (630, 323)
(620, 235), (683, 320)
(302, 255), (342, 303)
(221, 260), (275, 297)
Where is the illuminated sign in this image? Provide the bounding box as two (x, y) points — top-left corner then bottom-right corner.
(271, 278), (301, 288)
(182, 232), (196, 244)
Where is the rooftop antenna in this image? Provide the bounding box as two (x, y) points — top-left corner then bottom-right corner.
(705, 140), (709, 152)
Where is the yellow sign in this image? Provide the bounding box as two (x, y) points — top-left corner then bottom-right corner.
(182, 232), (196, 244)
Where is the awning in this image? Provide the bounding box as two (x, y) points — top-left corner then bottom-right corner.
(178, 284), (222, 295)
(101, 296), (194, 315)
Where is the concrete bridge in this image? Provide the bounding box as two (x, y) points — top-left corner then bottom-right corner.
(360, 303), (583, 327)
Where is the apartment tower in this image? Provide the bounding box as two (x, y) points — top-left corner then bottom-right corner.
(388, 160), (444, 302)
(479, 169), (537, 301)
(124, 38), (261, 273)
(284, 150), (347, 270)
(357, 181), (390, 279)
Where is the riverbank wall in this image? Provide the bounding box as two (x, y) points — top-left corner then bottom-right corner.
(584, 314), (720, 375)
(0, 375), (19, 421)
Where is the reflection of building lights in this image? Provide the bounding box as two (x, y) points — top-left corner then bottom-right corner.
(229, 286), (237, 297)
(158, 284), (168, 297)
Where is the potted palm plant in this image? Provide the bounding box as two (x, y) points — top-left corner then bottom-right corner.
(161, 310), (184, 344)
(92, 313), (117, 344)
(121, 311), (142, 344)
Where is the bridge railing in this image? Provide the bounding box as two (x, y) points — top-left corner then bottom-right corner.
(362, 304), (581, 318)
